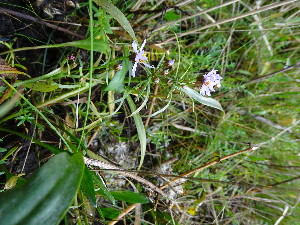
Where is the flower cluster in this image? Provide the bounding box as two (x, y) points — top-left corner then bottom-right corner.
(200, 70), (222, 96)
(131, 40), (223, 96)
(132, 40), (154, 77)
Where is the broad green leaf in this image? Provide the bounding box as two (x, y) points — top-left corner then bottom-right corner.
(126, 95), (147, 170)
(81, 166), (97, 207)
(23, 82), (59, 92)
(93, 0), (137, 41)
(0, 152), (84, 225)
(105, 59), (129, 92)
(181, 86), (223, 111)
(111, 191), (149, 204)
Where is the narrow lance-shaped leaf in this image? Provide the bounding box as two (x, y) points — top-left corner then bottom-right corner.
(181, 86), (223, 111)
(0, 39), (110, 55)
(110, 191), (149, 204)
(126, 95), (147, 170)
(93, 0), (137, 41)
(81, 166), (97, 207)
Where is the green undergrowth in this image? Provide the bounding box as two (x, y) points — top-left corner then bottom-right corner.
(0, 0), (299, 224)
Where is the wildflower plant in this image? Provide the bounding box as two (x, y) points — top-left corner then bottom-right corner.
(131, 40), (154, 77)
(1, 0), (298, 224)
(200, 69), (223, 96)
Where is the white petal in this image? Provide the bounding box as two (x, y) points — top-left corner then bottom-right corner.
(200, 85), (211, 96)
(132, 62), (138, 77)
(132, 41), (138, 53)
(140, 39), (146, 51)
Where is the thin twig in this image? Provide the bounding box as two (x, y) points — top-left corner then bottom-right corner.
(157, 0), (298, 45)
(84, 157), (168, 198)
(144, 83), (159, 127)
(239, 1), (273, 56)
(108, 204), (136, 225)
(245, 61), (300, 85)
(215, 61), (300, 99)
(0, 7), (85, 39)
(274, 205), (290, 225)
(160, 146), (259, 190)
(143, 0), (196, 23)
(153, 0), (240, 32)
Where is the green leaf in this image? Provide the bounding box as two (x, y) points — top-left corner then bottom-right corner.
(0, 147), (7, 152)
(181, 86), (223, 111)
(81, 166), (97, 207)
(63, 38), (110, 54)
(99, 208), (120, 219)
(111, 191), (149, 204)
(126, 95), (147, 170)
(93, 0), (137, 41)
(23, 82), (59, 92)
(164, 11), (181, 21)
(0, 152), (84, 225)
(92, 171), (115, 204)
(105, 59), (129, 92)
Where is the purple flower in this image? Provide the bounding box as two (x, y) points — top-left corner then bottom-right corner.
(163, 69), (169, 75)
(200, 69), (222, 96)
(132, 40), (154, 77)
(167, 59), (175, 67)
(69, 54), (76, 61)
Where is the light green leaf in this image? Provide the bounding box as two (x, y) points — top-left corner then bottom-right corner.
(105, 59), (129, 92)
(0, 39), (110, 55)
(93, 0), (137, 41)
(181, 86), (223, 111)
(111, 191), (149, 204)
(126, 95), (146, 170)
(144, 96), (172, 118)
(23, 82), (59, 92)
(62, 38), (110, 54)
(0, 152), (84, 225)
